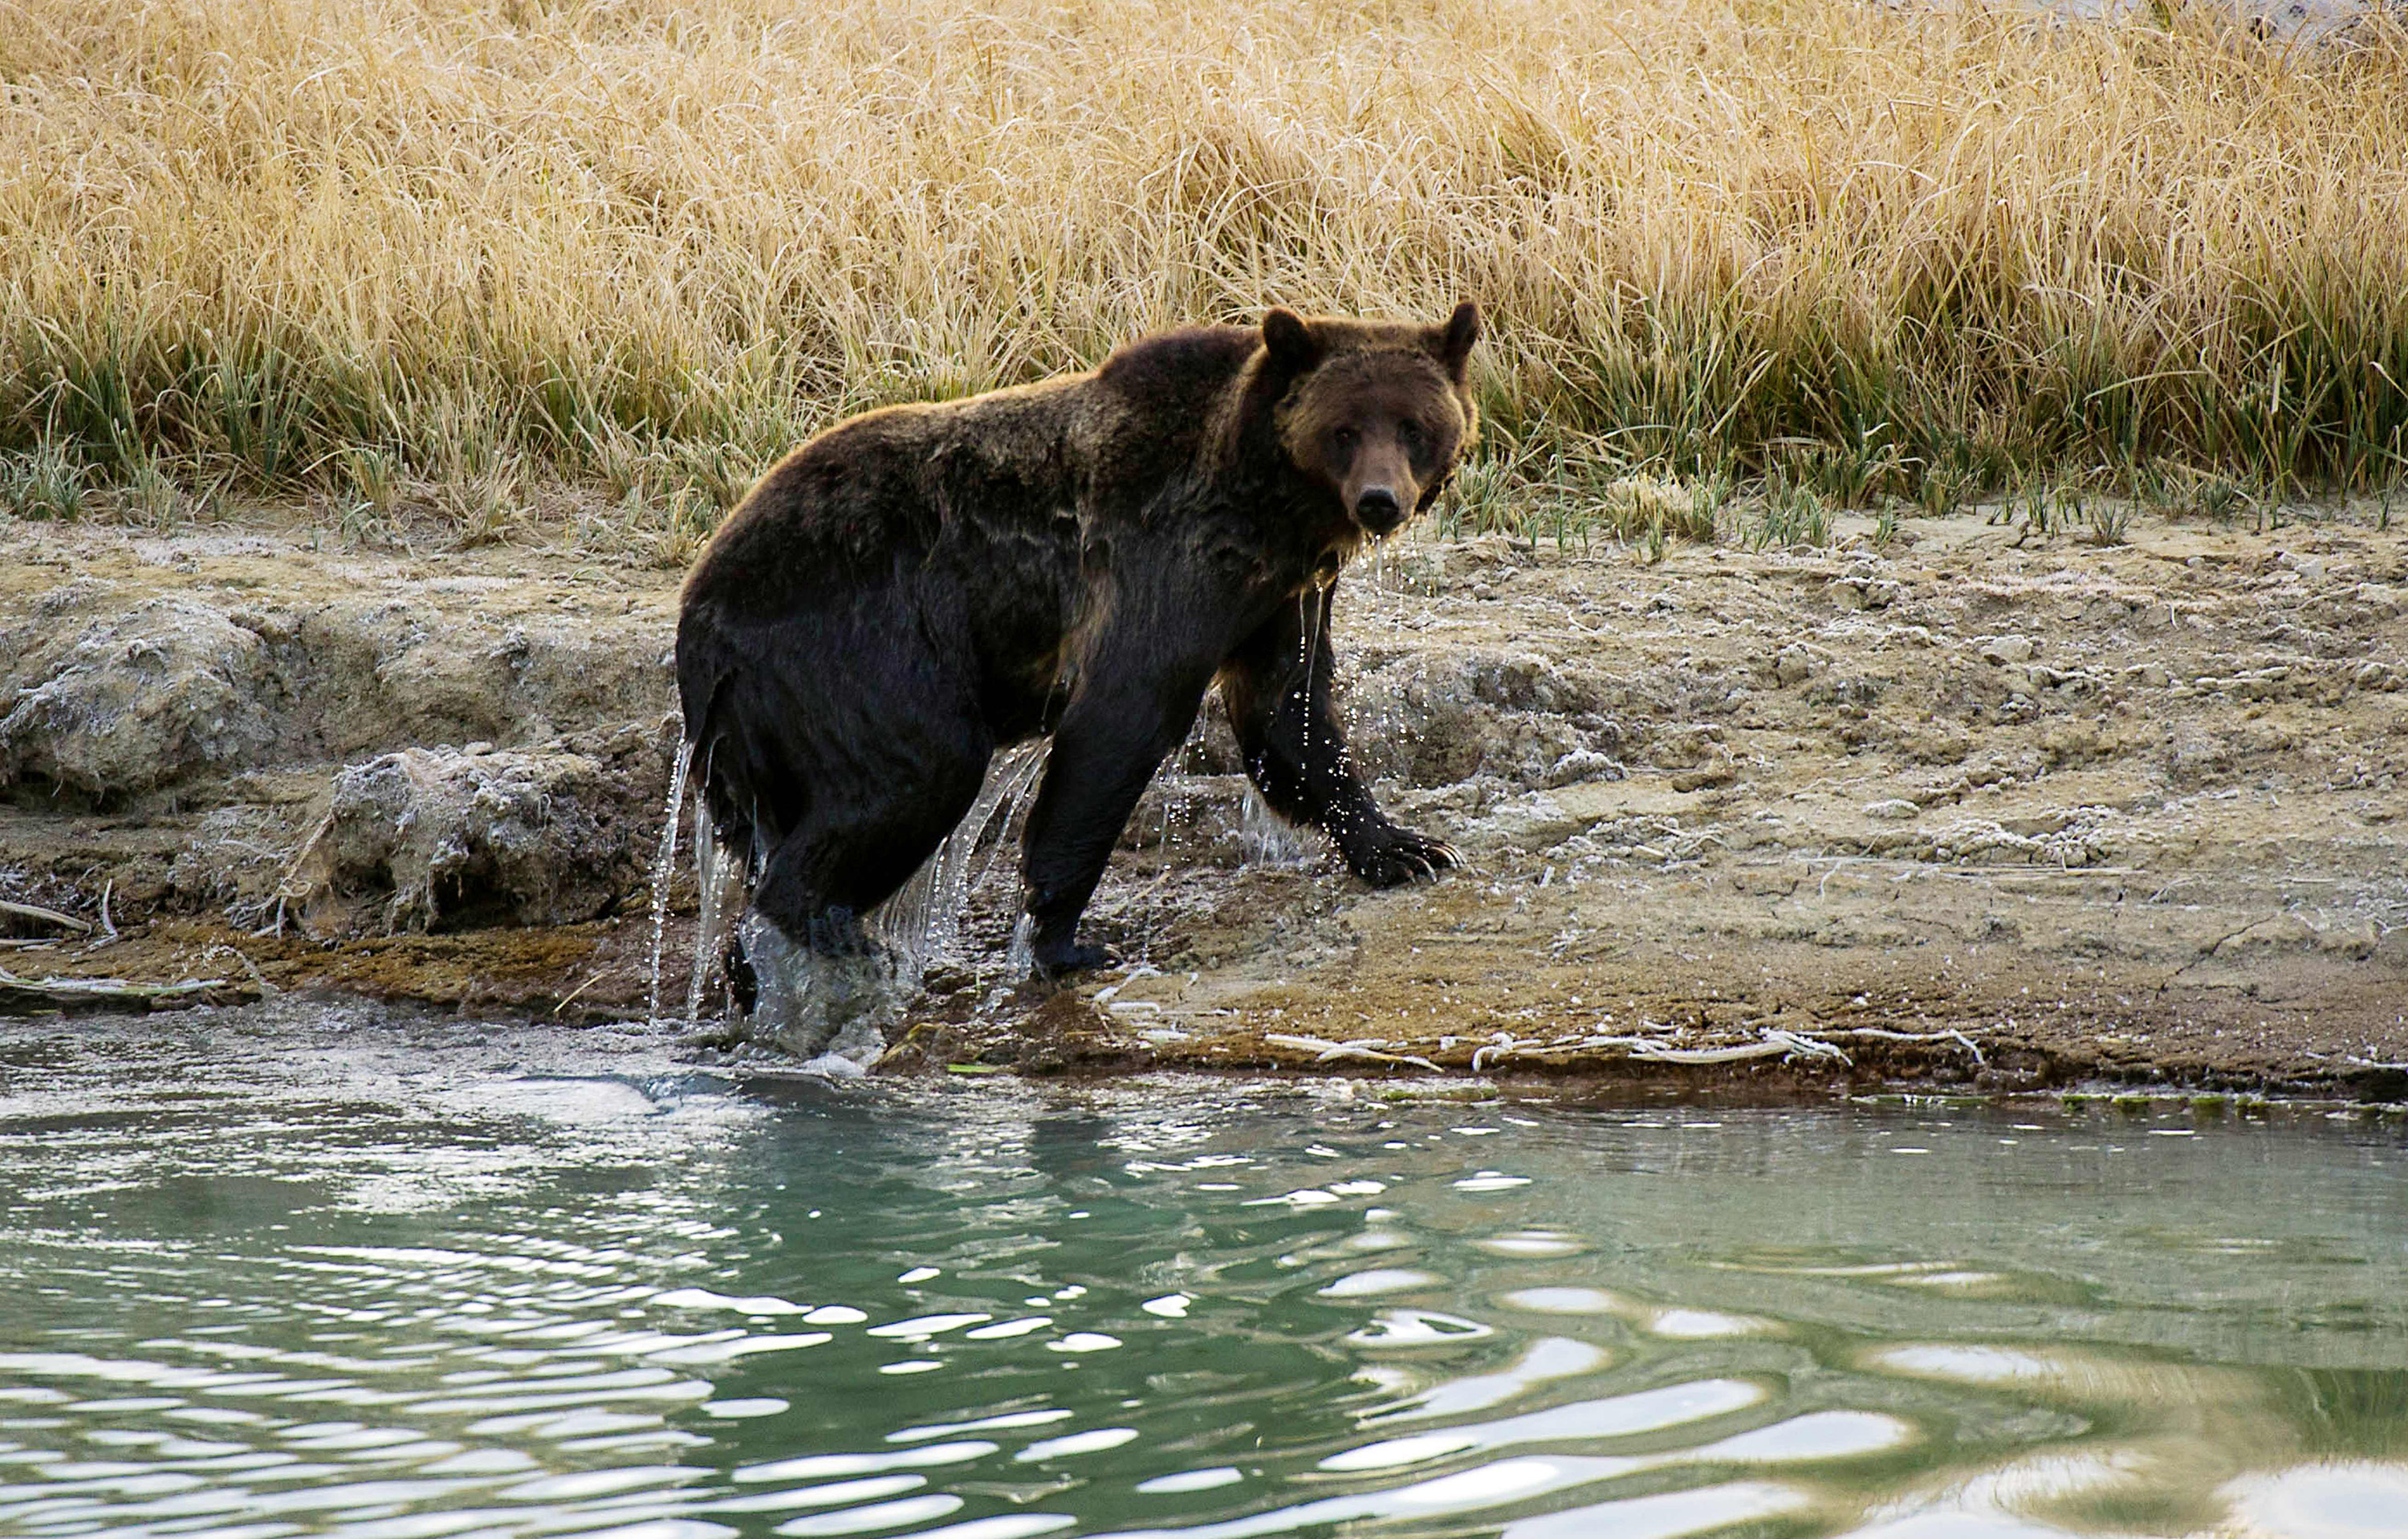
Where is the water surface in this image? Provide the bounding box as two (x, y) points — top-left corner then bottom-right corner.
(2, 1008), (2405, 1538)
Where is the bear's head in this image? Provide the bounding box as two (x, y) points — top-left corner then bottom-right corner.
(1265, 302), (1480, 542)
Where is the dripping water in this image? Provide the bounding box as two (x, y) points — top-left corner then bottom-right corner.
(685, 802), (745, 1031)
(1004, 911), (1037, 980)
(968, 743), (1048, 897)
(1361, 531), (1413, 778)
(1360, 537), (1389, 763)
(645, 738), (695, 1025)
(1296, 587), (1316, 763)
(658, 742), (1051, 1043)
(871, 739), (1050, 986)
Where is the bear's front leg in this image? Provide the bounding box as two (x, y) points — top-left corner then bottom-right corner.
(1021, 653), (1220, 978)
(1220, 581), (1458, 887)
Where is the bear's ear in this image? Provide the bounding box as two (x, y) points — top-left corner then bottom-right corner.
(1262, 307), (1320, 372)
(1434, 301), (1481, 380)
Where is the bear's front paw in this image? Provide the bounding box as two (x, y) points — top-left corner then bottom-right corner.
(1346, 828), (1460, 888)
(1032, 934), (1117, 980)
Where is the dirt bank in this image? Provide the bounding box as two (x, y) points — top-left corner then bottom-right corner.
(2, 503), (2403, 1100)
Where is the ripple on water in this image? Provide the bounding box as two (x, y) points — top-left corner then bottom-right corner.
(2, 1044), (2405, 1539)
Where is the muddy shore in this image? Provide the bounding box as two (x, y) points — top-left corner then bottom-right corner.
(2, 502), (2403, 1100)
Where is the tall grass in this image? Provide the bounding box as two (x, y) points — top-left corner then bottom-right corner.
(3, 0), (2405, 530)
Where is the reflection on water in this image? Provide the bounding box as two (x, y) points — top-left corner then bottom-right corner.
(2, 1017), (2405, 1538)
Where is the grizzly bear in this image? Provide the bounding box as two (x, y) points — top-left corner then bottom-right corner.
(676, 302), (1480, 981)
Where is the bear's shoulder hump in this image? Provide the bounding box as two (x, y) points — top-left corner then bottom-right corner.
(1094, 324), (1259, 400)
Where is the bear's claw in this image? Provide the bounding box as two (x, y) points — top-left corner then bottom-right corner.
(1348, 829), (1459, 888)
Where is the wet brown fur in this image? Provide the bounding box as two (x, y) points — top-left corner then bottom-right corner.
(677, 303), (1480, 975)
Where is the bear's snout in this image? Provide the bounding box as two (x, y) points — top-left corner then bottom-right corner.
(1355, 487), (1404, 533)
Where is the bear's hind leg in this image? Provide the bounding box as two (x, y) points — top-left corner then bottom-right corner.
(748, 739), (993, 953)
(732, 732), (991, 1059)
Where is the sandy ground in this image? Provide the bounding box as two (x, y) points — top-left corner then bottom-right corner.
(1, 499), (2403, 1099)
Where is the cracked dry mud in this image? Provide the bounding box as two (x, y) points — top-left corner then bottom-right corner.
(1, 503), (2402, 1100)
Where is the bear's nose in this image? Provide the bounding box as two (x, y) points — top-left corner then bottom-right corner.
(1355, 487), (1402, 530)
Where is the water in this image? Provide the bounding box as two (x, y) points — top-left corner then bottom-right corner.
(686, 816), (745, 1031)
(647, 739), (696, 1026)
(3, 1026), (2405, 1539)
(652, 738), (1051, 1044)
(873, 742), (1051, 984)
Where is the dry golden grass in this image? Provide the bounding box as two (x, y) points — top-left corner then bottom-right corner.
(3, 0), (2405, 534)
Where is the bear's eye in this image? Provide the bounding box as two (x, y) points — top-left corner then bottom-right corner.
(1332, 426), (1359, 454)
(1397, 419), (1425, 452)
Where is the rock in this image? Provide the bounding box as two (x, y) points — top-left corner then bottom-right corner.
(1670, 762), (1737, 793)
(1648, 722), (1729, 769)
(1485, 791), (1596, 849)
(1999, 811), (2076, 837)
(1343, 648), (1619, 788)
(1772, 643), (1827, 686)
(1862, 799), (1921, 820)
(0, 581), (674, 804)
(1544, 749), (1625, 788)
(302, 599), (669, 758)
(311, 744), (651, 930)
(1826, 572), (1905, 612)
(1979, 634), (2036, 665)
(0, 599), (281, 797)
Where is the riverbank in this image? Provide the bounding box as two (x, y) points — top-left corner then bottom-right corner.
(2, 499), (2403, 1099)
